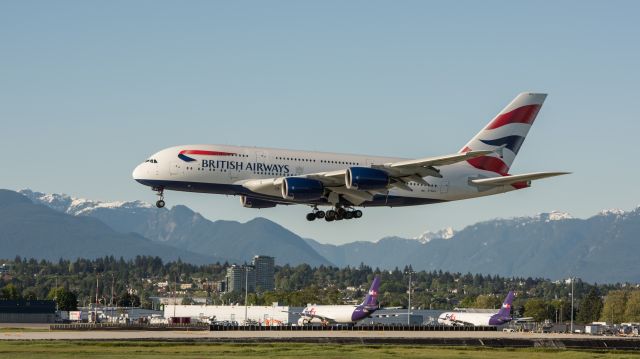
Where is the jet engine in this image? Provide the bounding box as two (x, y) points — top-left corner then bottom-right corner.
(240, 195), (278, 209)
(346, 167), (390, 190)
(281, 177), (324, 201)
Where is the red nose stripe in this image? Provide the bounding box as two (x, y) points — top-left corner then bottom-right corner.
(179, 150), (235, 156)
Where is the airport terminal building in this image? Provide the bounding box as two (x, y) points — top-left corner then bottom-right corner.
(164, 304), (302, 324)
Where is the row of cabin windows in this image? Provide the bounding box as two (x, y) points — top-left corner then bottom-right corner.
(274, 156), (359, 166)
(145, 159), (158, 163)
(275, 156), (315, 162)
(320, 159), (359, 165)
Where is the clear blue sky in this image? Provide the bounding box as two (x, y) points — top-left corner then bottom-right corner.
(1, 1), (639, 244)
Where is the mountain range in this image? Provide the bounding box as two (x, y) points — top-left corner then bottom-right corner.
(17, 189), (331, 267)
(4, 189), (639, 283)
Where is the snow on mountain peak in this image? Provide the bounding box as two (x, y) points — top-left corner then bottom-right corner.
(19, 189), (153, 215)
(413, 227), (455, 243)
(598, 208), (627, 217)
(543, 211), (574, 221)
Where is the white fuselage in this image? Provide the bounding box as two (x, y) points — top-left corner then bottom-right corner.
(299, 305), (360, 325)
(438, 312), (496, 326)
(132, 144), (515, 207)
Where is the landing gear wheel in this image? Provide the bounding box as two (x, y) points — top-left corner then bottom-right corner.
(354, 210), (363, 218)
(315, 211), (325, 219)
(335, 212), (344, 221)
(153, 186), (165, 209)
(325, 210), (337, 221)
(344, 211), (354, 220)
(306, 213), (316, 221)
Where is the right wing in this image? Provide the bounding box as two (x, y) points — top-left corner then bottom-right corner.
(470, 171), (570, 187)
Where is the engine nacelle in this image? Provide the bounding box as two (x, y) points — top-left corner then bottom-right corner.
(281, 177), (324, 201)
(240, 195), (278, 209)
(346, 167), (390, 190)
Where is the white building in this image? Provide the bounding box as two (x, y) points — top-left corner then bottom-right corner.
(163, 304), (303, 324)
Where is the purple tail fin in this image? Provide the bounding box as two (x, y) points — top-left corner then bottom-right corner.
(497, 291), (515, 317)
(361, 276), (381, 308)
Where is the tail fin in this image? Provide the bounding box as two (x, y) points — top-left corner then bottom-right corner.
(361, 275), (381, 308)
(497, 291), (515, 317)
(460, 93), (547, 175)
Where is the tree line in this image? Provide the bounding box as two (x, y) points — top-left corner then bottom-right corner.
(1, 256), (639, 323)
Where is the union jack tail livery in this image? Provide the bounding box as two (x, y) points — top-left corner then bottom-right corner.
(461, 93), (547, 176)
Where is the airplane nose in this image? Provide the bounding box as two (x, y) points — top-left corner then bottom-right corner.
(132, 164), (144, 181)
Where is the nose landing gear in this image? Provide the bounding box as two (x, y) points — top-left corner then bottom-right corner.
(153, 186), (165, 208)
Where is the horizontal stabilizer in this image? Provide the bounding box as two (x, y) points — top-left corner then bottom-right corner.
(470, 171), (570, 187)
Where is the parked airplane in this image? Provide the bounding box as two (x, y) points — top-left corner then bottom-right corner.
(437, 291), (527, 326)
(133, 93), (568, 221)
(293, 276), (381, 326)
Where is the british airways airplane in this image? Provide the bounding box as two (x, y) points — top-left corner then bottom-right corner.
(132, 93), (568, 221)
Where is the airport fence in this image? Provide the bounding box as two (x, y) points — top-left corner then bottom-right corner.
(50, 323), (209, 331)
(209, 324), (498, 332)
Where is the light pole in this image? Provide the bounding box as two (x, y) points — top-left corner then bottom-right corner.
(54, 276), (58, 312)
(570, 277), (575, 333)
(407, 271), (415, 326)
(244, 266), (249, 323)
(95, 273), (99, 324)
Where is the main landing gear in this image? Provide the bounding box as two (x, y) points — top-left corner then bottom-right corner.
(153, 186), (165, 208)
(305, 206), (363, 222)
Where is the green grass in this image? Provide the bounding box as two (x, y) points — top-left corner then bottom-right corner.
(0, 341), (639, 359)
(0, 327), (49, 332)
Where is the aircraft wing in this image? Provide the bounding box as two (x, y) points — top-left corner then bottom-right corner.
(242, 149), (493, 205)
(447, 318), (477, 326)
(470, 171), (570, 187)
(373, 150), (494, 186)
(382, 150), (494, 170)
(282, 310), (337, 324)
(512, 317), (535, 323)
(313, 150), (491, 200)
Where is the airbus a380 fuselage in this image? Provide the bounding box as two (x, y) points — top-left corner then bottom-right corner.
(133, 93), (568, 221)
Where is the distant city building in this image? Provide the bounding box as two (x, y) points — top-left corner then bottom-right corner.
(226, 265), (256, 293)
(0, 300), (55, 323)
(252, 255), (275, 292)
(217, 280), (226, 293)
